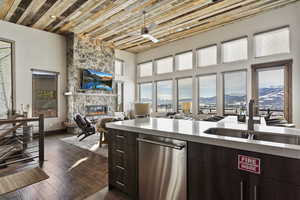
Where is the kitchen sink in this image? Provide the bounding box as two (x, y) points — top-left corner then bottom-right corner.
(253, 132), (300, 145)
(204, 128), (248, 139)
(204, 127), (300, 145)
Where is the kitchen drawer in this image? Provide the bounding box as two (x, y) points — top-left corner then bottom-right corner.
(114, 135), (126, 151)
(112, 149), (127, 168)
(108, 129), (138, 199)
(114, 165), (127, 184)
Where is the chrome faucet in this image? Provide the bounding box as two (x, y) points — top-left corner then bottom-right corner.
(247, 99), (257, 139)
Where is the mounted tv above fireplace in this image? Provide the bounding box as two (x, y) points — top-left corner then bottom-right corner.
(81, 69), (113, 91)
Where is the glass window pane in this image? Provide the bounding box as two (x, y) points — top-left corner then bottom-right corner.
(255, 27), (290, 57)
(115, 60), (124, 76)
(116, 82), (124, 112)
(139, 62), (152, 77)
(156, 57), (173, 74)
(199, 75), (217, 114)
(176, 51), (193, 71)
(140, 83), (153, 106)
(258, 68), (284, 117)
(157, 80), (173, 112)
(32, 72), (58, 118)
(0, 40), (12, 119)
(222, 38), (248, 63)
(178, 78), (192, 113)
(197, 45), (217, 67)
(224, 71), (247, 115)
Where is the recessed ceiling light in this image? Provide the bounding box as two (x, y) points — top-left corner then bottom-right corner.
(50, 15), (57, 19)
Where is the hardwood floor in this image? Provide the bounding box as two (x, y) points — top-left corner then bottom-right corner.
(0, 133), (128, 200)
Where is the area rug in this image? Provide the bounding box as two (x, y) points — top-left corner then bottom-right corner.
(61, 134), (108, 158)
(0, 167), (49, 195)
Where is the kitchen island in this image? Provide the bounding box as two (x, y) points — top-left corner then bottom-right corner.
(106, 117), (300, 200)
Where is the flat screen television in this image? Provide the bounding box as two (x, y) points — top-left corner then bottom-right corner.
(81, 69), (113, 91)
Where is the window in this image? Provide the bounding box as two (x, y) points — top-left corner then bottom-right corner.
(197, 45), (217, 67)
(156, 80), (173, 112)
(139, 62), (152, 77)
(115, 59), (124, 76)
(199, 75), (217, 114)
(222, 37), (248, 63)
(156, 56), (173, 74)
(254, 27), (290, 57)
(116, 82), (124, 112)
(139, 83), (153, 106)
(176, 51), (193, 71)
(177, 77), (192, 113)
(0, 40), (13, 119)
(32, 70), (58, 118)
(223, 71), (247, 115)
(252, 60), (292, 122)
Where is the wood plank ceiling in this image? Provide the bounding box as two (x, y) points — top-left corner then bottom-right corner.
(0, 0), (298, 53)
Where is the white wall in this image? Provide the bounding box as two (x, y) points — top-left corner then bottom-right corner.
(136, 2), (300, 128)
(115, 49), (136, 112)
(0, 20), (67, 131)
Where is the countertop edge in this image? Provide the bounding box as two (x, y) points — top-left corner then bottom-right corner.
(106, 122), (300, 160)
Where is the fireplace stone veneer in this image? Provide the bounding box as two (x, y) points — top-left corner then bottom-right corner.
(66, 33), (116, 121)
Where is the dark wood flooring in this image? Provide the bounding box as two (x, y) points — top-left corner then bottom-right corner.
(0, 133), (128, 200)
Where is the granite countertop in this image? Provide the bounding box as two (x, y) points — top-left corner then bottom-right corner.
(106, 116), (300, 159)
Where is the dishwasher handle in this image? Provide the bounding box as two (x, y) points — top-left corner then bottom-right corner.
(137, 138), (185, 150)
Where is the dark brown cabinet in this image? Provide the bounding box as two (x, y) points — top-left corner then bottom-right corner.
(188, 142), (300, 200)
(251, 176), (300, 200)
(107, 129), (138, 199)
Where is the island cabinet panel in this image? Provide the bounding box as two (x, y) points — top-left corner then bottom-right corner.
(107, 129), (138, 199)
(188, 142), (300, 200)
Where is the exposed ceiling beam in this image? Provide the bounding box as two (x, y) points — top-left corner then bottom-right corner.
(0, 0), (16, 19)
(3, 0), (22, 20)
(17, 0), (46, 24)
(48, 0), (97, 32)
(124, 0), (296, 52)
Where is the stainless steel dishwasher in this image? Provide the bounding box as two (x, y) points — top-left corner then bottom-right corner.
(137, 134), (187, 200)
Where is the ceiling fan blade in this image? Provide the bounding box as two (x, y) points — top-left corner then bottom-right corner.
(142, 34), (159, 43)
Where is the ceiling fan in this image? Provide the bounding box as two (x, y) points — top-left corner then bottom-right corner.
(139, 11), (159, 43)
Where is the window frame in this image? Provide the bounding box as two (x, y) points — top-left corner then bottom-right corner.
(176, 76), (193, 113)
(222, 69), (248, 116)
(198, 73), (217, 114)
(156, 79), (173, 112)
(139, 82), (153, 104)
(196, 44), (218, 67)
(114, 59), (125, 76)
(221, 36), (248, 63)
(116, 81), (124, 112)
(251, 59), (293, 122)
(0, 37), (16, 114)
(155, 55), (174, 75)
(175, 50), (193, 71)
(31, 69), (59, 118)
(138, 61), (153, 77)
(253, 26), (291, 58)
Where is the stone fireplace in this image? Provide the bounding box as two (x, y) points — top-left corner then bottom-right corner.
(66, 33), (116, 121)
